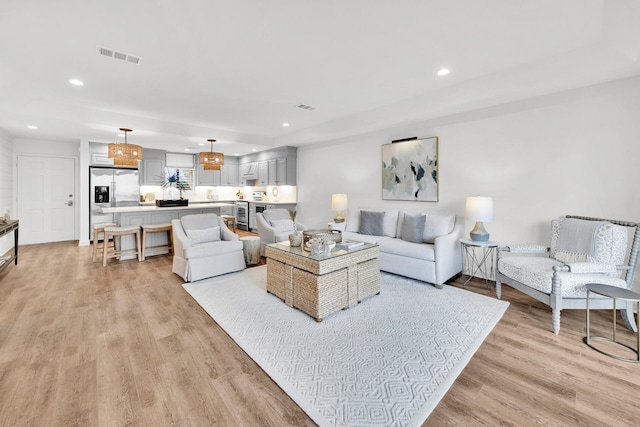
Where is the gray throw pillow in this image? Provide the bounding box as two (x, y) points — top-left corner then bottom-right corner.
(401, 214), (426, 243)
(360, 210), (385, 236)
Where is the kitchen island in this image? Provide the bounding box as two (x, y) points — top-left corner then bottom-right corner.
(101, 202), (236, 261)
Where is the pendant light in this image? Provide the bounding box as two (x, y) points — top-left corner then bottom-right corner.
(108, 128), (142, 168)
(199, 139), (224, 171)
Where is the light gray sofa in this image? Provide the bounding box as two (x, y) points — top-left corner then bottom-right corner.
(171, 213), (246, 282)
(341, 208), (463, 288)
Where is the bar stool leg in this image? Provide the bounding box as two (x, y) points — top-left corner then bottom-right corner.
(141, 228), (147, 261)
(93, 228), (99, 263)
(136, 230), (142, 262)
(102, 231), (110, 267)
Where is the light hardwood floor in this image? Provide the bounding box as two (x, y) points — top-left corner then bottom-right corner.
(1, 237), (639, 426)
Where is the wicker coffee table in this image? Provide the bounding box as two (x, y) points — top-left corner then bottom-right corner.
(265, 242), (380, 322)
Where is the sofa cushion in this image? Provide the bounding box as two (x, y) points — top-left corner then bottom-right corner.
(342, 231), (389, 245)
(181, 213), (218, 230)
(359, 210), (385, 236)
(183, 240), (243, 259)
(400, 214), (426, 243)
(184, 226), (220, 244)
(423, 213), (455, 243)
(270, 219), (295, 234)
(378, 238), (435, 261)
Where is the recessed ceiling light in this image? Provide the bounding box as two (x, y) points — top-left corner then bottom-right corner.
(198, 143), (205, 146)
(437, 69), (450, 76)
(234, 153), (240, 156)
(69, 79), (84, 86)
(282, 122), (290, 127)
(184, 148), (190, 152)
(252, 149), (257, 152)
(27, 125), (38, 129)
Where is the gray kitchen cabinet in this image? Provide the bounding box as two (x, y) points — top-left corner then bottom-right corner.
(220, 163), (239, 186)
(140, 148), (166, 186)
(257, 161), (269, 185)
(268, 158), (288, 185)
(197, 159), (221, 186)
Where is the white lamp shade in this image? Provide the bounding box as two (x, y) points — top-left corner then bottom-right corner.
(331, 194), (348, 211)
(465, 196), (494, 222)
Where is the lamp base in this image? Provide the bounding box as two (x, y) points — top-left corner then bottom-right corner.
(470, 221), (489, 242)
(334, 211), (345, 223)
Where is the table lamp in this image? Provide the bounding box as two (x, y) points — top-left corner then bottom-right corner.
(331, 194), (348, 223)
(465, 196), (494, 241)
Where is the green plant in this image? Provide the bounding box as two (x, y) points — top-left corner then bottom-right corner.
(159, 169), (190, 199)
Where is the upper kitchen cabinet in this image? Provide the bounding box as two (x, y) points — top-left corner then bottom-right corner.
(239, 146), (297, 186)
(220, 163), (239, 186)
(197, 155), (239, 186)
(268, 158), (288, 185)
(257, 161), (269, 186)
(139, 148), (166, 185)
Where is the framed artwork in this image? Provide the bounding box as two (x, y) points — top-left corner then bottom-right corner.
(381, 136), (438, 201)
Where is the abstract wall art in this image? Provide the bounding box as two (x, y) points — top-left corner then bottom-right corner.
(382, 136), (438, 201)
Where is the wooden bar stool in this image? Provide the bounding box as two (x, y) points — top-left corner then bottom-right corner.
(92, 222), (116, 263)
(102, 225), (142, 267)
(141, 223), (173, 261)
(221, 215), (236, 232)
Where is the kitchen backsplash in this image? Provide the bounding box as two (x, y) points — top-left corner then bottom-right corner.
(139, 184), (297, 203)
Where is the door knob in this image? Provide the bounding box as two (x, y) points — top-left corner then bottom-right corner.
(67, 200), (74, 206)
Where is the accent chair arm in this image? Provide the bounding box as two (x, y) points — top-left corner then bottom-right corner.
(256, 213), (277, 243)
(217, 217), (239, 241)
(500, 245), (549, 254)
(171, 219), (192, 257)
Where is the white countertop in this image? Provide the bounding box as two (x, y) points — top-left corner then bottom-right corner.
(102, 202), (235, 214)
(246, 200), (297, 204)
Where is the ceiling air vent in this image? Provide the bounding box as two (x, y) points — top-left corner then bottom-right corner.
(98, 47), (142, 65)
(296, 104), (316, 111)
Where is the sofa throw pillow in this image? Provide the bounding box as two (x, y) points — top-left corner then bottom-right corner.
(401, 214), (426, 243)
(359, 210), (385, 236)
(270, 219), (295, 234)
(185, 226), (221, 244)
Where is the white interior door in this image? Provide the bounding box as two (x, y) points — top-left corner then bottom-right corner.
(17, 155), (76, 244)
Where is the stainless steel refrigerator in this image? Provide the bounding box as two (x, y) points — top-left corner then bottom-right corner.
(89, 166), (140, 241)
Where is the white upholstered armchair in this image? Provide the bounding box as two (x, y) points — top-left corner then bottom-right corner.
(172, 213), (246, 282)
(497, 215), (639, 334)
(256, 208), (307, 255)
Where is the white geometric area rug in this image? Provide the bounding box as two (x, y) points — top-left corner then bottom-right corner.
(183, 266), (509, 427)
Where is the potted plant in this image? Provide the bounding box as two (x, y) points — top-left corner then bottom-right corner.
(157, 169), (190, 206)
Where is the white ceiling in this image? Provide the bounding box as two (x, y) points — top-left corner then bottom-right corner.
(1, 0), (639, 155)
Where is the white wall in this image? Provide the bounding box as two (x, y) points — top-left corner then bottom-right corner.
(297, 75), (640, 288)
(0, 130), (14, 256)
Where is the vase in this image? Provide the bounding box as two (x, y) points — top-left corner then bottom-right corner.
(288, 231), (303, 247)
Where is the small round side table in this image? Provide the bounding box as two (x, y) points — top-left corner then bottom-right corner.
(460, 239), (498, 289)
(585, 283), (640, 363)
